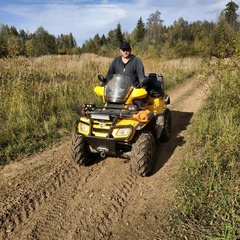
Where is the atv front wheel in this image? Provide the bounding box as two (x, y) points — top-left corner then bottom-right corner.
(71, 133), (93, 166)
(160, 108), (172, 142)
(131, 132), (155, 177)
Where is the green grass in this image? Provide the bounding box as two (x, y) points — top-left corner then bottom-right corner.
(164, 53), (240, 239)
(0, 55), (108, 164)
(144, 57), (205, 89)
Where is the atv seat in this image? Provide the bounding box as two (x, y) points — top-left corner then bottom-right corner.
(145, 73), (164, 98)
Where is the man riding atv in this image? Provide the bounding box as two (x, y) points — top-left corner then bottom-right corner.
(107, 41), (145, 87)
(71, 43), (171, 177)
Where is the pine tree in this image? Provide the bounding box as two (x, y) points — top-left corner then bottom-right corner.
(116, 23), (124, 44)
(135, 17), (145, 42)
(223, 1), (239, 29)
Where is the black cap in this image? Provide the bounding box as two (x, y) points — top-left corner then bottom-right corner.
(120, 42), (131, 50)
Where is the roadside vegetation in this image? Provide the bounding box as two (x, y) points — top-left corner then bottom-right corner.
(0, 54), (106, 164)
(163, 33), (240, 239)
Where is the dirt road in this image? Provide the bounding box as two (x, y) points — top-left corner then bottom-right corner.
(0, 77), (209, 240)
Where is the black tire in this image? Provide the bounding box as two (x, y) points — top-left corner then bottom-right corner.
(131, 132), (155, 177)
(160, 109), (172, 142)
(71, 133), (93, 166)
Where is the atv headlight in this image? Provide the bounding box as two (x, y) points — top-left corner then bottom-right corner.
(116, 128), (131, 137)
(79, 123), (89, 133)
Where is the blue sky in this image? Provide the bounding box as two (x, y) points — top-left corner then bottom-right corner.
(0, 0), (231, 46)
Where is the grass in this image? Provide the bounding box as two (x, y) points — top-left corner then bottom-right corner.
(163, 53), (240, 239)
(0, 54), (110, 164)
(0, 54), (204, 165)
(144, 57), (205, 89)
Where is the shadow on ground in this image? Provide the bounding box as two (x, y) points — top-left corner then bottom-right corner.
(152, 110), (194, 175)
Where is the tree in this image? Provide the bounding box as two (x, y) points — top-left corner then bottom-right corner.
(191, 20), (215, 57)
(100, 34), (107, 46)
(69, 33), (77, 48)
(19, 29), (28, 42)
(172, 17), (191, 42)
(6, 35), (23, 57)
(116, 23), (124, 44)
(93, 34), (101, 49)
(0, 24), (25, 57)
(57, 33), (77, 54)
(222, 1), (239, 30)
(134, 17), (145, 42)
(0, 24), (9, 57)
(27, 27), (57, 56)
(25, 39), (35, 56)
(106, 23), (124, 49)
(146, 10), (164, 44)
(210, 21), (235, 58)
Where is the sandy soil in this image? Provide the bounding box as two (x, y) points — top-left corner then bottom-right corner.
(0, 77), (210, 240)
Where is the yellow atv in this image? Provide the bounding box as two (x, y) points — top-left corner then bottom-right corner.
(71, 73), (171, 177)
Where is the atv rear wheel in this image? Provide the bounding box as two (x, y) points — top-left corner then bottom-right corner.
(131, 132), (155, 177)
(71, 133), (93, 166)
(160, 108), (172, 142)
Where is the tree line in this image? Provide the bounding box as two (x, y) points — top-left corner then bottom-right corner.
(0, 26), (78, 57)
(0, 1), (239, 59)
(82, 1), (240, 59)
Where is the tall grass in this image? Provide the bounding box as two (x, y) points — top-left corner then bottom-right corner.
(0, 54), (110, 164)
(166, 55), (240, 239)
(0, 55), (204, 164)
(144, 57), (205, 89)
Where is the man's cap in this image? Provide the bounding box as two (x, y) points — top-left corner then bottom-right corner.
(120, 42), (131, 50)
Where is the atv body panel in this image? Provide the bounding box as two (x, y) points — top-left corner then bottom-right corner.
(72, 73), (171, 176)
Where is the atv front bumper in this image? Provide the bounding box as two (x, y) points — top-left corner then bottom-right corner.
(83, 135), (120, 155)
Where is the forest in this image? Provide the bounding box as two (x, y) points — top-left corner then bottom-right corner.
(0, 1), (239, 59)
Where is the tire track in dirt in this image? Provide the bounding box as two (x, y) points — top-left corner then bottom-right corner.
(0, 76), (210, 240)
(71, 173), (137, 239)
(1, 152), (137, 239)
(0, 146), (81, 239)
(21, 167), (91, 240)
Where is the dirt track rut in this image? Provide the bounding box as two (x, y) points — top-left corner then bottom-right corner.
(0, 77), (209, 240)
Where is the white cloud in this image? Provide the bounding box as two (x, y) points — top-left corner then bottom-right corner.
(0, 0), (229, 46)
(1, 2), (128, 44)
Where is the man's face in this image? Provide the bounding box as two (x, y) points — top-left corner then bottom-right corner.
(120, 48), (131, 58)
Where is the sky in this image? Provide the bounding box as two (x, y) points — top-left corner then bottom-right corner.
(0, 0), (231, 46)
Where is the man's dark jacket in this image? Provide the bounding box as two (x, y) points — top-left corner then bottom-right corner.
(106, 55), (145, 87)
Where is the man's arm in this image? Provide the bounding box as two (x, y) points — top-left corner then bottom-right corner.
(106, 57), (119, 78)
(135, 57), (145, 84)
